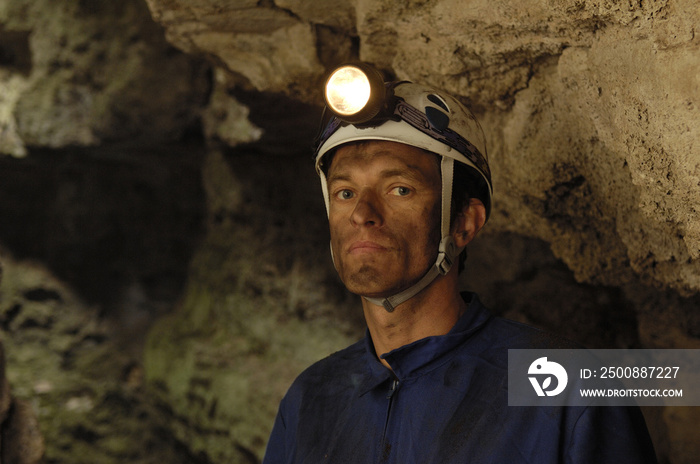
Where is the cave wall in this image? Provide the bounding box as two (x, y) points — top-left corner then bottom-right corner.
(0, 0), (698, 463)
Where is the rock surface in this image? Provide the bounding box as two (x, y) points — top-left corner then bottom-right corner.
(0, 0), (210, 155)
(0, 250), (208, 464)
(0, 257), (45, 463)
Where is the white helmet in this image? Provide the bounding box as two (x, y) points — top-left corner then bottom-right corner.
(313, 64), (492, 312)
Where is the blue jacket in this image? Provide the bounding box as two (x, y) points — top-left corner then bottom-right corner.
(263, 293), (656, 463)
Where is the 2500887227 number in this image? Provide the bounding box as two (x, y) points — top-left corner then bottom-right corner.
(600, 366), (680, 379)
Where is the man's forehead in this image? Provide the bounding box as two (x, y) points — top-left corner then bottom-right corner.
(328, 141), (440, 176)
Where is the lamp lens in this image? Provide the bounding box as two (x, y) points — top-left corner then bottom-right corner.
(325, 66), (371, 116)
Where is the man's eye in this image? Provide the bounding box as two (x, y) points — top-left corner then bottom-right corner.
(391, 186), (411, 196)
(336, 189), (354, 200)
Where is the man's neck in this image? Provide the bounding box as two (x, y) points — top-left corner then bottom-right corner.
(361, 273), (466, 370)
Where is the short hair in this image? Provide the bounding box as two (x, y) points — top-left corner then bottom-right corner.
(451, 162), (489, 274)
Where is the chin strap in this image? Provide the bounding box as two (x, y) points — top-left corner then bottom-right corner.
(363, 156), (460, 313)
(363, 235), (461, 312)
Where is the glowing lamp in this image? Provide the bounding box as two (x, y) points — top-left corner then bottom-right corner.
(324, 64), (386, 124)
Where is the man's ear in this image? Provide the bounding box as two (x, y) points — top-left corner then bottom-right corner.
(452, 198), (486, 248)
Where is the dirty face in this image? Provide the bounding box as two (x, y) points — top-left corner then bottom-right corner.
(326, 141), (442, 299)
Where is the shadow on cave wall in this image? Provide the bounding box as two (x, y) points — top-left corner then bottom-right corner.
(0, 138), (207, 324)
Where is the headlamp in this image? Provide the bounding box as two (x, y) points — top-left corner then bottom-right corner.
(323, 63), (386, 124)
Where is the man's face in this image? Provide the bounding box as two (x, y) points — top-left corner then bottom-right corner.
(326, 141), (442, 299)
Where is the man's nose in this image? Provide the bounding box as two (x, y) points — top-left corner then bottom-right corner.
(350, 190), (384, 227)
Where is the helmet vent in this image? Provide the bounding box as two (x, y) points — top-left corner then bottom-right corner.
(427, 93), (449, 112)
(425, 106), (450, 131)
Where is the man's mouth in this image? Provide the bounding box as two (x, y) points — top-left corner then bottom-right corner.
(348, 240), (388, 254)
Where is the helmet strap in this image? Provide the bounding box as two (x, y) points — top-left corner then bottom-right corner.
(363, 235), (460, 312)
(439, 155), (454, 238)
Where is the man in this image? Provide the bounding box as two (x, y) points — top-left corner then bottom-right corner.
(263, 65), (656, 463)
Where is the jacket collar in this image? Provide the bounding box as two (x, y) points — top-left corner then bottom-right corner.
(357, 293), (493, 395)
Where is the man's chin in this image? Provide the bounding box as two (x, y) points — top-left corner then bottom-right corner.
(342, 268), (406, 299)
(343, 270), (390, 297)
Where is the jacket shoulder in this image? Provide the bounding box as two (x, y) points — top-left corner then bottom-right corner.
(485, 316), (582, 350)
(284, 338), (367, 399)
